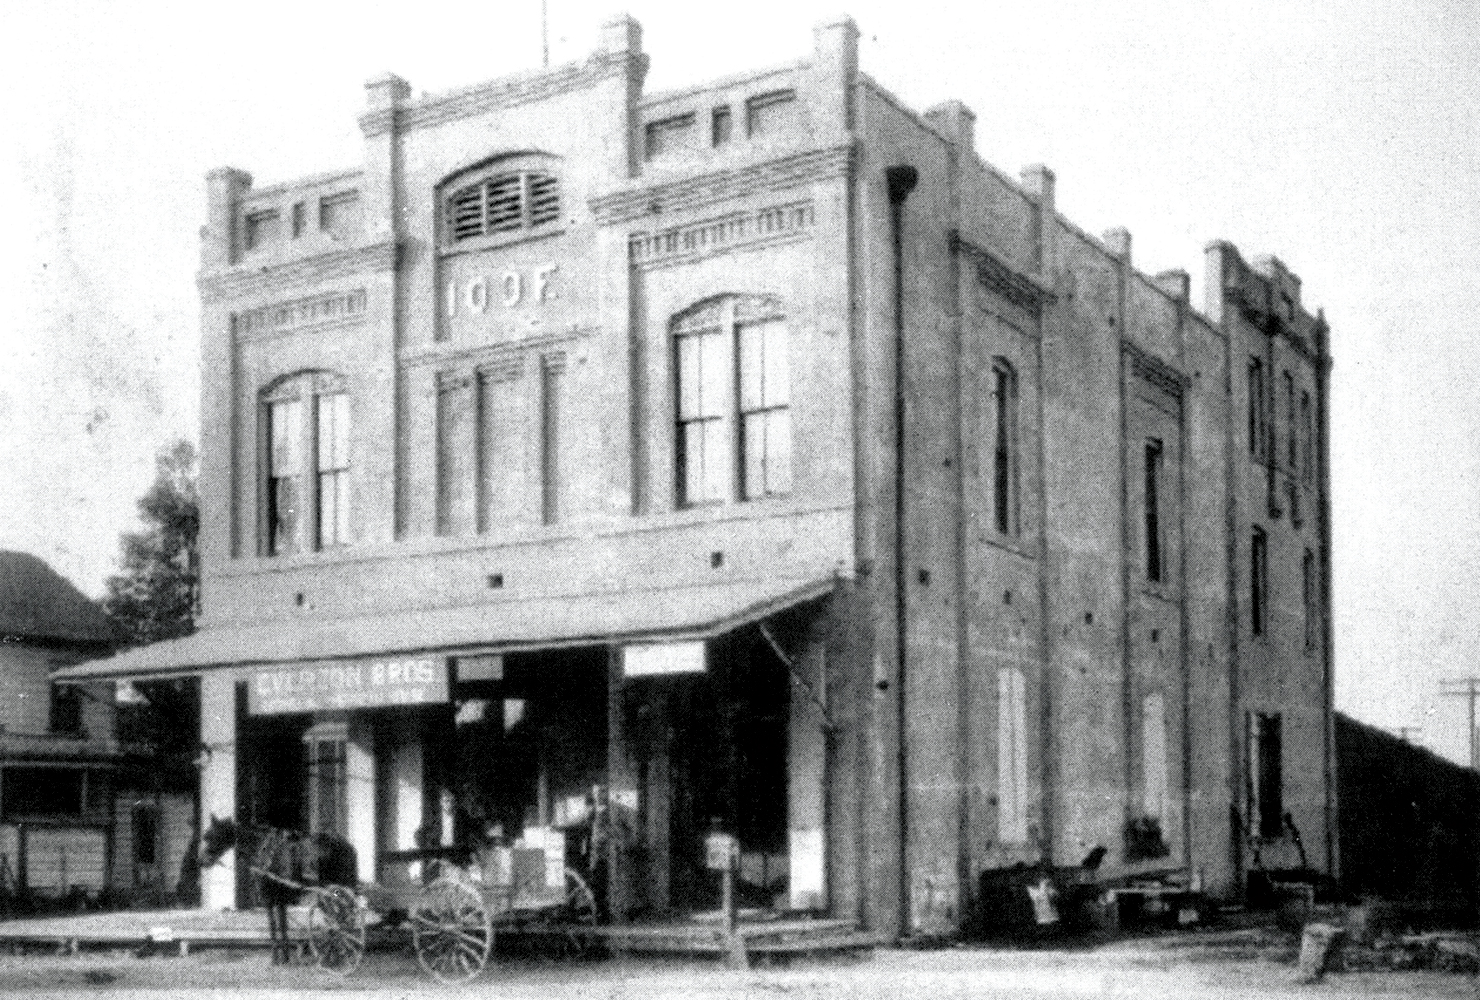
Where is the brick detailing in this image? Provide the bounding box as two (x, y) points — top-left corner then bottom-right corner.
(590, 146), (852, 224)
(953, 233), (1052, 314)
(233, 290), (368, 342)
(629, 202), (815, 269)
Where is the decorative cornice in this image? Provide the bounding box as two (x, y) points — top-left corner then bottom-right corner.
(1123, 341), (1188, 398)
(952, 232), (1053, 314)
(630, 202), (815, 270)
(590, 145), (853, 225)
(199, 242), (398, 303)
(360, 52), (643, 138)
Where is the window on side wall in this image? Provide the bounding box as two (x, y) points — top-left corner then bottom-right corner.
(1300, 391), (1314, 485)
(1247, 357), (1266, 461)
(673, 296), (790, 507)
(1303, 548), (1318, 652)
(1250, 526), (1268, 636)
(990, 359), (1020, 537)
(1284, 371), (1297, 470)
(1144, 438), (1164, 582)
(1249, 712), (1283, 839)
(263, 373), (351, 555)
(49, 684), (83, 737)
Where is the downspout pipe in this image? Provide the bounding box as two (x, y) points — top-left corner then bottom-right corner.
(886, 164), (918, 934)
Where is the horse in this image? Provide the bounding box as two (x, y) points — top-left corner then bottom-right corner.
(199, 815), (359, 965)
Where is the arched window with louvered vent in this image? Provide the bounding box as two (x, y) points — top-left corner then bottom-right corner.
(444, 170), (560, 245)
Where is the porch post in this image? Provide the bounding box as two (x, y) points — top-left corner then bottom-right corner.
(199, 671), (237, 909)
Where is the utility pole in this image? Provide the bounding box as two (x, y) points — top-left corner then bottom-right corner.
(1440, 678), (1480, 769)
(541, 0), (549, 68)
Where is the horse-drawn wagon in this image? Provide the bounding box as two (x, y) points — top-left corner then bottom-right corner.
(201, 817), (600, 983)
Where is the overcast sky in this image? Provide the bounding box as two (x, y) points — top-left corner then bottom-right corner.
(3, 0), (1477, 764)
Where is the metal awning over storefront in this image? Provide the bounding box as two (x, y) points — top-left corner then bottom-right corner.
(52, 576), (837, 683)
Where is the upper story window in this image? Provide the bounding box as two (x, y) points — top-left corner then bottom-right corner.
(645, 113), (697, 160)
(1303, 548), (1318, 652)
(319, 190), (360, 241)
(747, 90), (798, 137)
(712, 106), (733, 147)
(262, 372), (350, 556)
(1144, 438), (1164, 582)
(49, 683), (83, 737)
(991, 359), (1020, 536)
(1284, 371), (1297, 470)
(1247, 357), (1267, 461)
(244, 209), (280, 252)
(444, 169), (559, 245)
(1300, 390), (1314, 485)
(1250, 526), (1268, 637)
(674, 295), (790, 507)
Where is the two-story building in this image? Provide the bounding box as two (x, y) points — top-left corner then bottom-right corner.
(61, 15), (1335, 937)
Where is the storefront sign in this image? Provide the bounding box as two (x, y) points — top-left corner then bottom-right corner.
(622, 641), (706, 678)
(247, 656), (449, 715)
(705, 832), (739, 871)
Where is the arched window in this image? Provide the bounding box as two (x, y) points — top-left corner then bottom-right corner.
(442, 162), (560, 247)
(673, 295), (790, 507)
(261, 372), (350, 555)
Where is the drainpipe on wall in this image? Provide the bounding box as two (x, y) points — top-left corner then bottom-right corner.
(886, 164), (918, 934)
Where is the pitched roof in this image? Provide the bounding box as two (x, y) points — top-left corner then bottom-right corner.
(0, 551), (117, 646)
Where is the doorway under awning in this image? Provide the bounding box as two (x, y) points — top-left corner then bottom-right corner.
(51, 576), (840, 683)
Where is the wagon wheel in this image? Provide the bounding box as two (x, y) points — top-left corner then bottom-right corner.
(559, 868), (599, 955)
(412, 877), (493, 983)
(306, 885), (365, 974)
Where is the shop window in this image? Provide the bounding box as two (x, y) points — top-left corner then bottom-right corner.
(1249, 712), (1283, 838)
(673, 296), (790, 507)
(262, 372), (351, 555)
(444, 169), (559, 244)
(304, 725), (348, 838)
(244, 209), (280, 251)
(1250, 527), (1268, 636)
(645, 113), (696, 160)
(747, 90), (797, 137)
(990, 359), (1020, 536)
(1247, 357), (1266, 461)
(318, 190), (360, 241)
(49, 684), (83, 737)
(996, 667), (1028, 844)
(1144, 439), (1164, 582)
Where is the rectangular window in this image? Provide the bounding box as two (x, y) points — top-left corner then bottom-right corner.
(644, 113), (696, 160)
(1284, 371), (1297, 470)
(244, 209), (280, 251)
(436, 380), (476, 537)
(267, 398), (304, 555)
(996, 667), (1028, 844)
(1300, 391), (1314, 485)
(306, 736), (347, 838)
(738, 318), (791, 500)
(676, 328), (730, 506)
(319, 191), (360, 241)
(1303, 548), (1318, 652)
(712, 106), (733, 147)
(1, 768), (84, 819)
(291, 202), (307, 238)
(540, 355), (568, 524)
(992, 362), (1019, 535)
(1247, 357), (1265, 460)
(316, 393), (350, 547)
(1251, 526), (1268, 636)
(477, 370), (523, 532)
(1249, 712), (1283, 838)
(1144, 439), (1163, 582)
(49, 684), (83, 736)
(747, 90), (798, 137)
(1142, 691), (1167, 825)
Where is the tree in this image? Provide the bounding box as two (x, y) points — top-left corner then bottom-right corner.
(103, 439), (200, 647)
